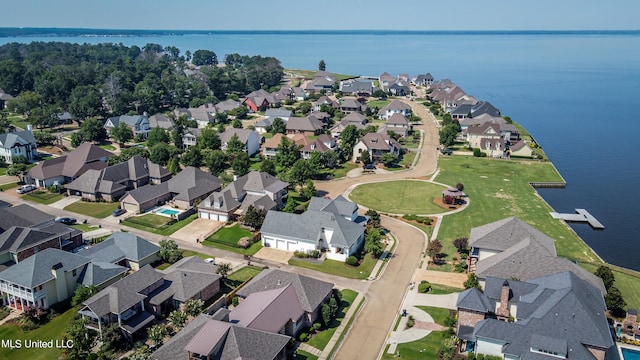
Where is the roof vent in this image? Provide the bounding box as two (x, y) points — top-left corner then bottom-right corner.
(277, 280), (281, 286)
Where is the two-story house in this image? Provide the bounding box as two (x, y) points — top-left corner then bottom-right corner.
(0, 129), (38, 164)
(352, 133), (401, 163)
(104, 114), (151, 138)
(377, 99), (411, 120)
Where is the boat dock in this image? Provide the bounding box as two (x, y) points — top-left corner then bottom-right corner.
(550, 209), (604, 229)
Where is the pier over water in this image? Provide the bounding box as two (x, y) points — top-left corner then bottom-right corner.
(550, 209), (604, 229)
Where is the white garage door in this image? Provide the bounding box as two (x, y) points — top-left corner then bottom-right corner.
(219, 214), (228, 222)
(287, 241), (297, 251)
(276, 239), (286, 250)
(199, 211), (210, 219)
(122, 202), (138, 213)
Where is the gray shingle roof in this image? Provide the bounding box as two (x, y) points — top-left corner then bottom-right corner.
(28, 142), (112, 180)
(471, 272), (613, 359)
(469, 217), (556, 255)
(456, 288), (494, 313)
(0, 130), (36, 149)
(0, 226), (60, 253)
(158, 256), (221, 303)
(80, 232), (160, 264)
(148, 114), (174, 129)
(78, 261), (127, 287)
(200, 171), (287, 213)
(307, 195), (357, 219)
(236, 269), (333, 313)
(229, 283), (304, 333)
(286, 116), (324, 132)
(0, 248), (90, 288)
(0, 204), (54, 231)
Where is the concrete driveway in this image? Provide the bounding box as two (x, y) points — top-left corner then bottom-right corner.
(254, 247), (293, 264)
(49, 195), (80, 209)
(171, 218), (224, 243)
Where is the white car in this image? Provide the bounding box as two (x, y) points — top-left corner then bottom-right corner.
(204, 258), (216, 265)
(16, 184), (36, 194)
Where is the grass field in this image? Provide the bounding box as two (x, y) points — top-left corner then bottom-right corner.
(123, 213), (198, 236)
(203, 224), (261, 256)
(227, 266), (263, 287)
(64, 201), (120, 218)
(22, 190), (63, 204)
(70, 223), (99, 232)
(580, 262), (640, 315)
(0, 305), (77, 360)
(367, 100), (391, 109)
(349, 180), (449, 214)
(428, 284), (464, 295)
(330, 162), (359, 179)
(415, 306), (450, 326)
(289, 255), (377, 280)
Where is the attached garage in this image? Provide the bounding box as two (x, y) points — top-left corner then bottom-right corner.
(199, 211), (227, 222)
(122, 201), (140, 213)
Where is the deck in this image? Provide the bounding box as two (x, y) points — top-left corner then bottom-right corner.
(550, 209), (604, 229)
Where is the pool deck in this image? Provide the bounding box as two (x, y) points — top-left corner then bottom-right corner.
(550, 208), (604, 229)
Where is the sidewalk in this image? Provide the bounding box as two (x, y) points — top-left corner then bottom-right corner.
(318, 292), (365, 359)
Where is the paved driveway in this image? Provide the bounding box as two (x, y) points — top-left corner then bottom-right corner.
(49, 195), (80, 209)
(254, 247), (293, 264)
(171, 218), (224, 243)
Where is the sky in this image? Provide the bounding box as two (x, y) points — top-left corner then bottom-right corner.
(3, 0), (639, 31)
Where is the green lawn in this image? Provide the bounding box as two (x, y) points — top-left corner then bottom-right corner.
(415, 306), (450, 326)
(580, 262), (640, 313)
(367, 100), (391, 109)
(227, 266), (263, 286)
(70, 223), (99, 232)
(295, 351), (318, 360)
(202, 224), (263, 255)
(399, 151), (417, 167)
(0, 182), (19, 191)
(98, 144), (116, 151)
(0, 305), (78, 360)
(22, 190), (63, 205)
(307, 289), (358, 350)
(429, 284), (464, 295)
(0, 167), (7, 176)
(350, 180), (449, 214)
(434, 156), (600, 264)
(122, 213), (198, 236)
(289, 254), (377, 280)
(64, 201), (120, 218)
(180, 249), (212, 260)
(207, 224), (253, 247)
(381, 331), (448, 359)
(330, 162), (359, 179)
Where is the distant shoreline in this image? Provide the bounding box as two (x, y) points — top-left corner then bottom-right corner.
(0, 28), (639, 38)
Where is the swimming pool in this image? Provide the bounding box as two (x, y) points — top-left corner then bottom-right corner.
(622, 347), (640, 360)
(154, 207), (182, 217)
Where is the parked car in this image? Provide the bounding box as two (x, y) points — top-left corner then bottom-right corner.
(112, 208), (127, 217)
(16, 184), (36, 194)
(55, 217), (77, 225)
(363, 163), (376, 171)
(204, 258), (216, 265)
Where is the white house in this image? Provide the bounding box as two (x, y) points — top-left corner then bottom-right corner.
(0, 129), (38, 164)
(377, 99), (411, 120)
(260, 196), (366, 262)
(219, 128), (260, 156)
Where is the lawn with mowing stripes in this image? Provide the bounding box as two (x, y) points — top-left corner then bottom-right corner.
(349, 180), (449, 214)
(123, 213), (197, 236)
(23, 190), (63, 204)
(64, 201), (120, 218)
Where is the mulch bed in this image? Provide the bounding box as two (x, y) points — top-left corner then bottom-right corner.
(433, 197), (463, 210)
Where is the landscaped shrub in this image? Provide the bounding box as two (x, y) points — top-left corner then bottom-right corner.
(454, 262), (468, 273)
(312, 322), (322, 332)
(299, 333), (307, 342)
(346, 256), (359, 266)
(231, 296), (239, 307)
(406, 315), (415, 328)
(418, 280), (431, 293)
(416, 216), (432, 225)
(444, 316), (457, 327)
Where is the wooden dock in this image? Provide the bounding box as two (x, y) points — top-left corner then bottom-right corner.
(550, 209), (604, 229)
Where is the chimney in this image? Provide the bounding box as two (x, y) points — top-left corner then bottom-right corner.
(497, 280), (510, 320)
(27, 124), (33, 132)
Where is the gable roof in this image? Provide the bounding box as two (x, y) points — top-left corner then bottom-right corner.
(358, 132), (401, 151)
(381, 99), (411, 112)
(0, 204), (54, 231)
(79, 232), (160, 264)
(215, 99), (242, 113)
(106, 114), (148, 128)
(264, 108), (293, 118)
(0, 226), (62, 254)
(219, 128), (257, 145)
(77, 261), (128, 287)
(0, 130), (36, 149)
(472, 272), (613, 359)
(157, 256), (221, 303)
(286, 116), (324, 132)
(153, 315), (290, 360)
(236, 269), (333, 313)
(28, 142), (112, 180)
(459, 113), (507, 128)
(148, 114), (174, 129)
(229, 283), (304, 333)
(471, 101), (501, 117)
(0, 248), (90, 288)
(307, 195), (357, 219)
(387, 113), (409, 125)
(469, 217), (556, 255)
(200, 171), (288, 213)
(456, 287), (494, 313)
(168, 166), (221, 202)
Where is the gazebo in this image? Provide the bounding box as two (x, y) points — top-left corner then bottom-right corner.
(442, 187), (466, 205)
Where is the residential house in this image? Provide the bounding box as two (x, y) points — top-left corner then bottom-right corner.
(388, 80), (410, 96)
(285, 116), (324, 136)
(254, 108), (293, 134)
(480, 138), (506, 158)
(242, 89), (278, 112)
(339, 98), (366, 113)
(300, 134), (336, 160)
(382, 113), (409, 138)
(104, 114), (151, 138)
(330, 112), (368, 138)
(78, 232), (160, 271)
(0, 203), (57, 232)
(466, 122), (503, 149)
(174, 105), (215, 128)
(352, 132), (401, 163)
(470, 101), (501, 118)
(26, 142), (112, 187)
(459, 113), (507, 131)
(456, 272), (613, 360)
(378, 72), (397, 91)
(66, 156), (171, 201)
(303, 71), (337, 93)
(261, 196), (366, 262)
(0, 89), (14, 109)
(214, 99), (242, 114)
(198, 171), (289, 222)
(181, 127), (201, 148)
(56, 112), (74, 124)
(273, 87), (295, 102)
(0, 248), (125, 310)
(468, 217), (606, 293)
(236, 269), (334, 327)
(80, 258), (221, 339)
(429, 83), (476, 112)
(261, 133), (288, 159)
(312, 95), (338, 112)
(449, 103), (475, 119)
(412, 73), (434, 86)
(0, 222), (82, 267)
(378, 99), (411, 120)
(229, 283), (305, 336)
(120, 166), (221, 213)
(340, 79), (375, 97)
(398, 74), (410, 82)
(148, 114), (174, 129)
(219, 128), (260, 156)
(0, 129), (38, 164)
(150, 314), (290, 360)
(509, 140), (534, 157)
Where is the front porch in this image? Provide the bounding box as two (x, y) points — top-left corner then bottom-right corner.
(0, 282), (47, 311)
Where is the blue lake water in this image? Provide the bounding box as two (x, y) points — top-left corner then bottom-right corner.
(1, 32), (638, 270)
